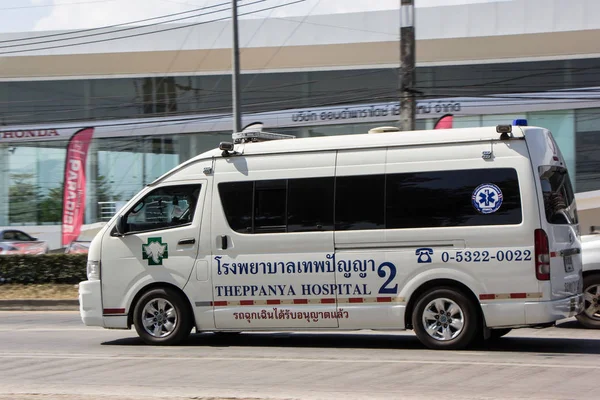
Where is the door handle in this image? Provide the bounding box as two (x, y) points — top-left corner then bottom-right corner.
(178, 238), (196, 245)
(221, 235), (228, 250)
(560, 248), (581, 257)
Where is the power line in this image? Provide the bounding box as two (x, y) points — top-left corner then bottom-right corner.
(169, 0), (309, 127)
(5, 77), (598, 111)
(6, 84), (600, 116)
(144, 0), (227, 137)
(270, 15), (397, 38)
(144, 0), (274, 138)
(4, 61), (600, 124)
(0, 0), (264, 50)
(240, 0), (322, 97)
(0, 0), (120, 11)
(4, 92), (600, 125)
(0, 0), (304, 55)
(4, 111), (600, 168)
(0, 0), (250, 44)
(0, 0), (314, 126)
(0, 85), (399, 119)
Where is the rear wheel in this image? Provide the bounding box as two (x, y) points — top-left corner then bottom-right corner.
(412, 287), (479, 350)
(133, 288), (192, 345)
(576, 274), (600, 329)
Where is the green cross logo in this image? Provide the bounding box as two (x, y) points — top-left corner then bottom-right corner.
(142, 237), (169, 265)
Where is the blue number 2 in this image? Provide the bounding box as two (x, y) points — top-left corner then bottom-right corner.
(378, 262), (398, 294)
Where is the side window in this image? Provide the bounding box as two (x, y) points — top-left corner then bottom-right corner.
(219, 177), (334, 234)
(335, 174), (385, 230)
(124, 184), (201, 233)
(288, 177), (334, 232)
(386, 168), (522, 229)
(219, 181), (253, 233)
(254, 180), (287, 233)
(14, 231), (32, 241)
(218, 169), (521, 233)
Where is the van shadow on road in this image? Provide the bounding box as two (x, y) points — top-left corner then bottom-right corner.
(102, 321), (600, 355)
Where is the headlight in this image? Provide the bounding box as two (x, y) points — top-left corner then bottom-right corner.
(87, 260), (101, 281)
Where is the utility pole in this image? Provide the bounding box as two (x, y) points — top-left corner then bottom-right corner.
(399, 0), (416, 131)
(232, 0), (242, 133)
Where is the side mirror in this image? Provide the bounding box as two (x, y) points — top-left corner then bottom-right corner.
(114, 215), (126, 236)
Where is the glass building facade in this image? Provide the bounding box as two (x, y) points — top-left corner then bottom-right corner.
(1, 58), (600, 226)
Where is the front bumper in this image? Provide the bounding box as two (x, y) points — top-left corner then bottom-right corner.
(79, 280), (103, 327)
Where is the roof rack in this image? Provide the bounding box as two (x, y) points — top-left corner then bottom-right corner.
(232, 122), (295, 144)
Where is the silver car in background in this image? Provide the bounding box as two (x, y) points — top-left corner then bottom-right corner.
(578, 233), (600, 328)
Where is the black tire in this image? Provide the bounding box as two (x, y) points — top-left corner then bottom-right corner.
(133, 288), (192, 345)
(576, 274), (600, 329)
(412, 287), (479, 350)
(488, 328), (512, 340)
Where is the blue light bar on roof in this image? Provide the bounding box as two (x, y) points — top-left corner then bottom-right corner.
(513, 119), (528, 126)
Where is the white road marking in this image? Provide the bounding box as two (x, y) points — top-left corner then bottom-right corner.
(0, 328), (97, 332)
(0, 353), (597, 369)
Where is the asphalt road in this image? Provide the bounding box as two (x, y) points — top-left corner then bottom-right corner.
(1, 312), (599, 400)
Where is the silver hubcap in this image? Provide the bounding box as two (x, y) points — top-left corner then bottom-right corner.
(583, 284), (600, 320)
(422, 297), (465, 341)
(142, 298), (177, 338)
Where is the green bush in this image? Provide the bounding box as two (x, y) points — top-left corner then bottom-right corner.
(0, 254), (87, 284)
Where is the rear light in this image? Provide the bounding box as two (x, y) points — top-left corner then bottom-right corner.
(534, 229), (550, 280)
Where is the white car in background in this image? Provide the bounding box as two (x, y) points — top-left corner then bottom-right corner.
(0, 229), (49, 255)
(578, 234), (600, 328)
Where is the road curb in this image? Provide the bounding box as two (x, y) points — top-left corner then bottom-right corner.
(0, 299), (79, 311)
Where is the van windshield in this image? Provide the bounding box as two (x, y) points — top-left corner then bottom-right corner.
(539, 166), (578, 225)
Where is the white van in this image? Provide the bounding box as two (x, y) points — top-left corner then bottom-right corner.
(79, 121), (584, 350)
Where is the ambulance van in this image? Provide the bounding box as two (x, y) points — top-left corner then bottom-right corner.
(79, 121), (584, 350)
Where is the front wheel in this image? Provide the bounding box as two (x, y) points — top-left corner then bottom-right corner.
(133, 288), (192, 345)
(576, 274), (600, 329)
(412, 287), (479, 350)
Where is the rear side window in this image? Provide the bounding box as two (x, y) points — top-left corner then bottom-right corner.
(386, 168), (522, 228)
(539, 166), (578, 225)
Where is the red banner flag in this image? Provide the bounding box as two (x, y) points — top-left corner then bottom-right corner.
(434, 114), (453, 129)
(62, 128), (94, 247)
